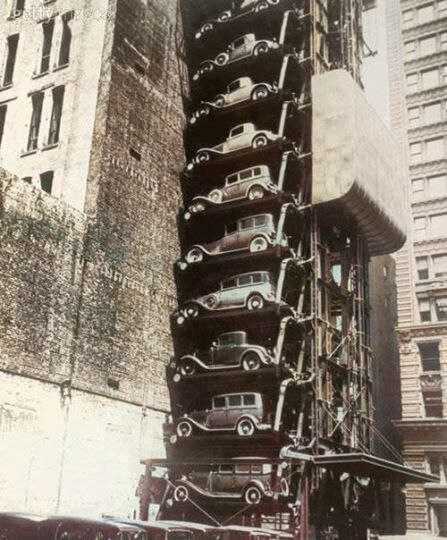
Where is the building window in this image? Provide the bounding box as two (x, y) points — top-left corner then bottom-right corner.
(406, 73), (419, 91)
(410, 142), (422, 163)
(40, 18), (55, 74)
(27, 92), (44, 151)
(424, 389), (443, 417)
(433, 254), (447, 277)
(48, 86), (64, 145)
(429, 174), (447, 197)
(414, 216), (427, 239)
(40, 171), (53, 194)
(419, 299), (432, 322)
(403, 9), (414, 24)
(439, 0), (447, 12)
(413, 178), (425, 200)
(426, 137), (444, 161)
(418, 3), (435, 24)
(441, 32), (447, 50)
(10, 0), (25, 17)
(405, 40), (417, 58)
(435, 298), (447, 321)
(419, 342), (441, 371)
(0, 105), (6, 149)
(408, 107), (421, 127)
(424, 102), (442, 124)
(422, 68), (439, 89)
(431, 212), (447, 236)
(420, 35), (437, 56)
(416, 256), (429, 280)
(3, 34), (19, 87)
(58, 11), (74, 67)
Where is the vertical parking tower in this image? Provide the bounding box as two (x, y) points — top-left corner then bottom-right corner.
(141, 1), (437, 538)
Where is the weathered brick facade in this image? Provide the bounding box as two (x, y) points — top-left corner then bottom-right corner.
(0, 0), (184, 516)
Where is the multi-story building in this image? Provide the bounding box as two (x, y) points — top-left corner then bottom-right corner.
(388, 0), (447, 534)
(0, 0), (184, 517)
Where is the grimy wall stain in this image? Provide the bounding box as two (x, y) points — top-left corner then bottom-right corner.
(0, 0), (184, 515)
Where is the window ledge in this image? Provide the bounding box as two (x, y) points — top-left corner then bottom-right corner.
(20, 149), (38, 158)
(0, 83), (13, 93)
(32, 70), (50, 80)
(53, 63), (69, 73)
(7, 12), (24, 21)
(42, 142), (59, 152)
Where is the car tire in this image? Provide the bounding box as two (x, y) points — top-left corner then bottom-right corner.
(201, 22), (213, 33)
(255, 1), (269, 12)
(214, 96), (225, 108)
(252, 85), (269, 101)
(184, 303), (200, 318)
(252, 134), (268, 149)
(174, 485), (189, 502)
(185, 247), (204, 264)
(196, 150), (211, 163)
(216, 52), (229, 65)
(198, 104), (211, 117)
(177, 421), (193, 438)
(248, 185), (265, 200)
(180, 361), (196, 376)
(209, 189), (222, 203)
(253, 42), (269, 56)
(218, 10), (231, 21)
(237, 417), (256, 436)
(244, 485), (262, 505)
(201, 61), (214, 74)
(249, 236), (269, 253)
(242, 352), (261, 371)
(247, 294), (265, 311)
(204, 295), (218, 310)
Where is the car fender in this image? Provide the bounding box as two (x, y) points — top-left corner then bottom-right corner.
(249, 231), (274, 246)
(245, 181), (278, 198)
(258, 129), (278, 141)
(252, 82), (276, 94)
(239, 347), (272, 366)
(186, 243), (214, 256)
(195, 146), (223, 157)
(235, 413), (263, 429)
(179, 354), (210, 371)
(245, 479), (269, 495)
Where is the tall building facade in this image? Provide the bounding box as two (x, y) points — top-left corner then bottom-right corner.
(0, 0), (184, 517)
(388, 0), (447, 534)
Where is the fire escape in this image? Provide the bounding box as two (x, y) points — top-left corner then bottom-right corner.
(140, 1), (437, 538)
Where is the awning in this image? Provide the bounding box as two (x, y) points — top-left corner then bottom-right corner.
(313, 453), (439, 484)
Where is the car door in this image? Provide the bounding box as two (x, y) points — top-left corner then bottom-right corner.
(223, 172), (241, 200)
(213, 465), (234, 493)
(230, 37), (248, 61)
(214, 335), (237, 365)
(221, 221), (240, 252)
(219, 277), (238, 307)
(227, 395), (243, 427)
(207, 396), (227, 428)
(237, 274), (253, 306)
(227, 125), (246, 152)
(237, 217), (255, 249)
(227, 79), (246, 104)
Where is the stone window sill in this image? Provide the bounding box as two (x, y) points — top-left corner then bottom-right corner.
(20, 149), (38, 158)
(42, 142), (59, 152)
(32, 70), (50, 80)
(0, 83), (13, 93)
(53, 63), (69, 73)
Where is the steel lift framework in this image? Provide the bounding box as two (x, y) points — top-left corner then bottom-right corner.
(140, 1), (437, 538)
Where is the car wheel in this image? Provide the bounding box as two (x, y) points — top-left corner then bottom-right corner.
(201, 22), (213, 33)
(214, 96), (225, 108)
(180, 361), (196, 376)
(249, 236), (269, 253)
(177, 421), (193, 438)
(242, 352), (261, 371)
(198, 104), (211, 117)
(185, 247), (204, 264)
(201, 61), (214, 73)
(216, 53), (229, 65)
(218, 10), (231, 21)
(174, 485), (189, 502)
(209, 189), (222, 203)
(252, 134), (268, 149)
(204, 295), (218, 310)
(253, 42), (269, 56)
(248, 185), (265, 200)
(247, 294), (265, 311)
(252, 85), (269, 101)
(244, 485), (262, 505)
(196, 150), (210, 163)
(184, 303), (200, 318)
(255, 1), (269, 12)
(237, 418), (256, 436)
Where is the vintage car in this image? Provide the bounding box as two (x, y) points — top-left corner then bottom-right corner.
(196, 0), (283, 39)
(181, 213), (287, 266)
(186, 166), (278, 217)
(112, 519), (213, 540)
(172, 331), (274, 378)
(193, 33), (279, 80)
(176, 271), (278, 323)
(190, 77), (278, 123)
(176, 392), (271, 437)
(172, 460), (288, 506)
(186, 123), (280, 171)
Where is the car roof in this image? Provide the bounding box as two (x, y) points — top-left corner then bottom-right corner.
(158, 520), (214, 531)
(0, 513), (47, 522)
(226, 165), (268, 178)
(222, 270), (270, 281)
(214, 392), (260, 399)
(110, 519), (183, 531)
(218, 330), (246, 337)
(45, 516), (142, 531)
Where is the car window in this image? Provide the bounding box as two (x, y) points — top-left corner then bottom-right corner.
(226, 174), (238, 184)
(219, 334), (236, 346)
(251, 465), (263, 474)
(262, 464), (272, 474)
(240, 218), (253, 230)
(238, 275), (251, 286)
(252, 273), (264, 284)
(230, 126), (244, 137)
(222, 278), (237, 289)
(214, 396), (226, 408)
(229, 395), (242, 407)
(228, 80), (241, 92)
(233, 37), (245, 48)
(253, 167), (262, 177)
(235, 464), (250, 474)
(219, 464), (233, 474)
(243, 394), (256, 406)
(240, 169), (253, 180)
(226, 222), (237, 234)
(254, 216), (267, 227)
